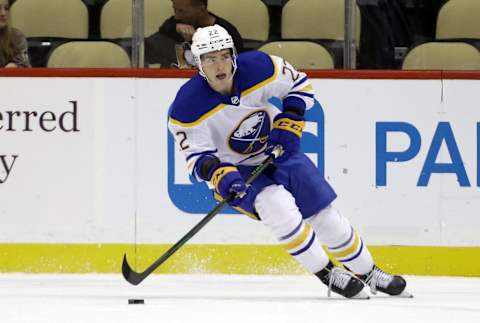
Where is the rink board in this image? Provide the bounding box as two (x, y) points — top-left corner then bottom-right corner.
(0, 70), (479, 276)
(0, 243), (479, 276)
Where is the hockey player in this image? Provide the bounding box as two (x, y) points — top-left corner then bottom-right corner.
(168, 24), (409, 299)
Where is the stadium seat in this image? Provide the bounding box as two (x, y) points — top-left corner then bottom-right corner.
(259, 41), (334, 69)
(402, 42), (480, 70)
(47, 41), (131, 68)
(281, 0), (361, 42)
(208, 0), (269, 42)
(10, 0), (89, 67)
(281, 0), (361, 68)
(10, 0), (89, 38)
(100, 0), (173, 38)
(436, 0), (480, 39)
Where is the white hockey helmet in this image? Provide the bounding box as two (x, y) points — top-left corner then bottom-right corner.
(191, 24), (237, 78)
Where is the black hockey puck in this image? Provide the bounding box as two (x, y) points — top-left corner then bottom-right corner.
(128, 299), (145, 304)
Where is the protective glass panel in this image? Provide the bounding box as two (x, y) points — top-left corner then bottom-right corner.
(356, 0), (480, 70)
(4, 0), (134, 68)
(3, 0), (480, 70)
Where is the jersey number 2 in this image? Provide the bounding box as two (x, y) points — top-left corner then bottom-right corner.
(176, 131), (190, 150)
(282, 59), (300, 82)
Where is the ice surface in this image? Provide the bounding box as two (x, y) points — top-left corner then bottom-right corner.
(0, 274), (479, 323)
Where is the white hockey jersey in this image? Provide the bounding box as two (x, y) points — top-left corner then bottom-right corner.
(168, 50), (315, 181)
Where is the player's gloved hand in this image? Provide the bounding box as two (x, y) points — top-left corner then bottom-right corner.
(208, 162), (250, 207)
(266, 112), (305, 163)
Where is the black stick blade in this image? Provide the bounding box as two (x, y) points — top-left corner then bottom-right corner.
(122, 254), (144, 286)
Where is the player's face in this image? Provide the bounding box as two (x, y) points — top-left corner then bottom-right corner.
(201, 49), (234, 94)
(0, 0), (10, 29)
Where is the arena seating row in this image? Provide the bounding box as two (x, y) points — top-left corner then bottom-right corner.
(9, 0), (480, 69)
(44, 39), (480, 70)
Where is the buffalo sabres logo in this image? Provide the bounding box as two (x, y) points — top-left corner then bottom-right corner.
(229, 111), (270, 154)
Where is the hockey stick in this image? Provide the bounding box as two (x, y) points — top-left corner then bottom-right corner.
(122, 145), (283, 285)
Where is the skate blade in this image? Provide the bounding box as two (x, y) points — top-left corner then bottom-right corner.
(395, 290), (414, 298)
(369, 289), (414, 298)
(351, 289), (370, 300)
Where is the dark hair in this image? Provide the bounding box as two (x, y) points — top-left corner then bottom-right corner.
(172, 0), (207, 6)
(190, 0), (207, 7)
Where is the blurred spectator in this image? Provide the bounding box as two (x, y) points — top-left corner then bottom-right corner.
(145, 0), (244, 68)
(357, 0), (447, 69)
(0, 0), (30, 67)
(358, 0), (413, 69)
